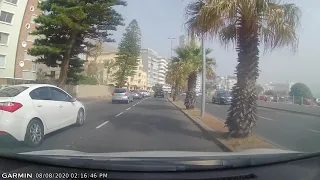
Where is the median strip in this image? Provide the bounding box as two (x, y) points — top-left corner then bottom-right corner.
(168, 98), (278, 152)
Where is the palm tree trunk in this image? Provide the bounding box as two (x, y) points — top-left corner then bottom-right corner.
(225, 19), (260, 138)
(184, 71), (197, 109)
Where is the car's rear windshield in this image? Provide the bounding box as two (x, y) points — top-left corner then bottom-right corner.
(0, 86), (29, 97)
(114, 89), (126, 93)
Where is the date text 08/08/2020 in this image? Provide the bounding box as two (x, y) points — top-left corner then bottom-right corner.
(1, 172), (108, 179)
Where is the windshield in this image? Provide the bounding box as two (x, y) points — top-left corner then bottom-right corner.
(0, 0), (318, 170)
(114, 89), (126, 93)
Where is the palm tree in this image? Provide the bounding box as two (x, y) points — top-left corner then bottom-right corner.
(186, 0), (301, 137)
(166, 61), (188, 101)
(174, 42), (215, 109)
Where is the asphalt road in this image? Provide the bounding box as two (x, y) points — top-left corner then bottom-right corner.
(0, 97), (222, 154)
(194, 96), (320, 153)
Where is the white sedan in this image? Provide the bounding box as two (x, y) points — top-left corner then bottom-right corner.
(0, 84), (85, 147)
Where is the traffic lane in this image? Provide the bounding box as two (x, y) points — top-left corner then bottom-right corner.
(0, 99), (139, 153)
(253, 108), (320, 152)
(76, 97), (222, 153)
(195, 98), (320, 152)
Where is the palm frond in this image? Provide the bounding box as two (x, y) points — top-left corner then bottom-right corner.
(260, 2), (301, 52)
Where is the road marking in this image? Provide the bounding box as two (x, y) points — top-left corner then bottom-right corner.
(258, 116), (276, 121)
(115, 112), (123, 117)
(309, 129), (320, 134)
(96, 121), (109, 129)
(126, 107), (131, 110)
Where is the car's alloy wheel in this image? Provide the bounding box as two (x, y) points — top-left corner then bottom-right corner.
(24, 120), (44, 147)
(76, 109), (85, 126)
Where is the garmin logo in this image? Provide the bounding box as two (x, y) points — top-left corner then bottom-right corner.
(1, 173), (33, 179)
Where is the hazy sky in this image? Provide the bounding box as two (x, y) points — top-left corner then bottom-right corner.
(109, 0), (319, 96)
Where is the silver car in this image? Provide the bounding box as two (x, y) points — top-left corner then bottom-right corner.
(112, 88), (133, 104)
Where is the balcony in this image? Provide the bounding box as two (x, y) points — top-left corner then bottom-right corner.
(158, 69), (166, 74)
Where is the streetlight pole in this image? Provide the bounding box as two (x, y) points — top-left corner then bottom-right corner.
(167, 38), (175, 59)
(201, 34), (206, 117)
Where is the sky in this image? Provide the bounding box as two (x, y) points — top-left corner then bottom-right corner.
(108, 0), (320, 96)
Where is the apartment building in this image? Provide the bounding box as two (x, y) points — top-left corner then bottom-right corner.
(141, 48), (159, 87)
(216, 76), (237, 91)
(0, 0), (40, 84)
(86, 43), (148, 90)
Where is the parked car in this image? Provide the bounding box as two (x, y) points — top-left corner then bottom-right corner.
(131, 90), (143, 99)
(0, 84), (85, 147)
(140, 90), (150, 97)
(154, 90), (165, 98)
(112, 88), (133, 104)
(212, 91), (232, 105)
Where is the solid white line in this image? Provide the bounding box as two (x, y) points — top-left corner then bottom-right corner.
(96, 121), (109, 129)
(115, 112), (124, 117)
(309, 129), (320, 134)
(258, 116), (276, 121)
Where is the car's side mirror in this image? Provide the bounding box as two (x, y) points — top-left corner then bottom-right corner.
(70, 97), (77, 102)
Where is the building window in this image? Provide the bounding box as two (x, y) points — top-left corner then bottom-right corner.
(25, 23), (31, 29)
(0, 11), (14, 24)
(0, 32), (9, 45)
(0, 55), (6, 68)
(22, 41), (27, 47)
(31, 15), (37, 23)
(4, 0), (18, 5)
(32, 63), (37, 71)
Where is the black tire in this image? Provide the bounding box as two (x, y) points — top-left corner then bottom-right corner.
(76, 108), (85, 126)
(24, 119), (44, 147)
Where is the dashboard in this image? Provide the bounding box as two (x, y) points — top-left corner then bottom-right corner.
(0, 155), (319, 180)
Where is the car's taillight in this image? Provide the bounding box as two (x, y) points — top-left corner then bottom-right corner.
(0, 102), (23, 113)
(124, 93), (128, 96)
(112, 93), (114, 96)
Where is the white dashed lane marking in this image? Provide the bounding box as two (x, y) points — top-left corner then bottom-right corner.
(258, 116), (276, 121)
(96, 121), (109, 129)
(309, 129), (320, 134)
(95, 98), (149, 129)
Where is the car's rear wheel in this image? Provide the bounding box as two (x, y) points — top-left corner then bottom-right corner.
(76, 108), (85, 126)
(24, 119), (44, 147)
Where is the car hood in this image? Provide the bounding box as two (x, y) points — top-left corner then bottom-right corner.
(19, 148), (301, 158)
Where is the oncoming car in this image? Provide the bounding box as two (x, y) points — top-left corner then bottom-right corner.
(0, 84), (85, 147)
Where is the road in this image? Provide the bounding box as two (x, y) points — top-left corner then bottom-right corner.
(194, 97), (320, 153)
(0, 97), (222, 154)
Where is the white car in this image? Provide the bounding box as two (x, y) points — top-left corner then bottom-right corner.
(0, 84), (85, 147)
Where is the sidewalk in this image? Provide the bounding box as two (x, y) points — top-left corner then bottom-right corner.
(168, 98), (277, 152)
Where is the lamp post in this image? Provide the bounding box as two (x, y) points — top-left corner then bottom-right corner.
(167, 37), (175, 59)
(201, 34), (206, 117)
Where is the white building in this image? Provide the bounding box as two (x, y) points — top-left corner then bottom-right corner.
(196, 74), (201, 93)
(0, 0), (28, 80)
(157, 56), (171, 92)
(141, 48), (159, 87)
(216, 76), (237, 91)
(141, 49), (171, 91)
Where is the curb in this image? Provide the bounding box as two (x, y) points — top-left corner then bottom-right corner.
(258, 105), (320, 118)
(167, 98), (232, 152)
